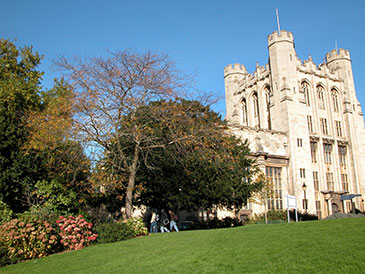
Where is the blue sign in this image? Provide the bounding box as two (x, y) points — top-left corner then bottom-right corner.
(341, 194), (362, 201)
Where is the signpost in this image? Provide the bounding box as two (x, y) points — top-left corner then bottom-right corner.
(286, 195), (298, 223)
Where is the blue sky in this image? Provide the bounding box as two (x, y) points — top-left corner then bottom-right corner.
(1, 0), (365, 118)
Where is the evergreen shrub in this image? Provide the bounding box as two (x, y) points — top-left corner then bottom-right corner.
(182, 217), (243, 230)
(95, 222), (134, 244)
(325, 213), (365, 219)
(247, 210), (318, 224)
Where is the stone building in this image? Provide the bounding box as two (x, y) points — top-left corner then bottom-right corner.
(224, 30), (365, 219)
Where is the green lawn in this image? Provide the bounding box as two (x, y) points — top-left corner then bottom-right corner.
(1, 218), (365, 273)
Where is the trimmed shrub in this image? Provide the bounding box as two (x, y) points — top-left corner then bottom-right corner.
(95, 222), (134, 244)
(56, 215), (98, 251)
(247, 210), (287, 224)
(180, 217), (243, 230)
(247, 210), (318, 224)
(0, 218), (59, 261)
(325, 213), (365, 219)
(126, 218), (148, 237)
(296, 211), (318, 221)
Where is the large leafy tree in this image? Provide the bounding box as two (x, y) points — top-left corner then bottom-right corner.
(106, 100), (261, 214)
(0, 39), (90, 213)
(0, 39), (45, 211)
(55, 50), (187, 218)
(26, 79), (90, 193)
(24, 79), (91, 213)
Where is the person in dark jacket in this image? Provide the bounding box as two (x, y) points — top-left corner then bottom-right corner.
(159, 209), (170, 233)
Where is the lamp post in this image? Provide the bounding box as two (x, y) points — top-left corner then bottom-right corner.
(302, 183), (307, 213)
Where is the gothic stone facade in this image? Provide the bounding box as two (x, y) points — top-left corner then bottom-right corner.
(224, 30), (365, 219)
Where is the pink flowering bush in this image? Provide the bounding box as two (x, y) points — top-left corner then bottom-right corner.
(56, 215), (97, 250)
(0, 218), (59, 261)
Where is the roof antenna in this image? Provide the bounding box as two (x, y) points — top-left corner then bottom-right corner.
(276, 8), (281, 35)
(335, 40), (338, 52)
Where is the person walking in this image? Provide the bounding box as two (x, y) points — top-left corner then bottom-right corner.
(169, 210), (179, 232)
(150, 210), (158, 233)
(159, 209), (170, 233)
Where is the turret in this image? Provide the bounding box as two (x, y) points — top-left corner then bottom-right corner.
(224, 64), (247, 122)
(267, 30), (294, 48)
(326, 48), (351, 64)
(267, 30), (297, 94)
(266, 30), (297, 132)
(224, 63), (247, 77)
(325, 48), (357, 112)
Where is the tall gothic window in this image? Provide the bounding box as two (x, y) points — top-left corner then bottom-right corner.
(313, 171), (319, 191)
(335, 121), (343, 137)
(252, 93), (260, 128)
(310, 142), (317, 163)
(320, 118), (329, 135)
(266, 167), (283, 210)
(241, 98), (248, 126)
(264, 86), (271, 130)
(341, 174), (348, 192)
(317, 85), (325, 110)
(338, 145), (347, 168)
(324, 143), (332, 164)
(331, 89), (340, 112)
(301, 82), (310, 106)
(307, 115), (313, 133)
(326, 172), (334, 191)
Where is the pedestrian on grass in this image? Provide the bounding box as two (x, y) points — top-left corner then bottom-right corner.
(150, 210), (158, 233)
(169, 210), (179, 232)
(159, 209), (170, 233)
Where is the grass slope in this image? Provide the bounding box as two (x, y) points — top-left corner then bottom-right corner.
(1, 218), (365, 273)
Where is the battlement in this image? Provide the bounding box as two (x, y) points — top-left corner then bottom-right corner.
(326, 48), (351, 64)
(267, 30), (294, 47)
(224, 63), (247, 77)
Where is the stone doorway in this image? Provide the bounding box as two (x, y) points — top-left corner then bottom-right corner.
(332, 203), (340, 214)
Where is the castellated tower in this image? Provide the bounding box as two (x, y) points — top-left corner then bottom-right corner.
(267, 30), (314, 213)
(326, 49), (365, 197)
(223, 30), (365, 220)
(224, 63), (247, 124)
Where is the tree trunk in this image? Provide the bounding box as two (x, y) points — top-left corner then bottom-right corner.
(125, 173), (135, 219)
(124, 144), (140, 219)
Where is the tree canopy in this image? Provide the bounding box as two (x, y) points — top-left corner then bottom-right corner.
(105, 99), (261, 214)
(0, 39), (89, 213)
(0, 42), (261, 220)
(0, 39), (44, 211)
(55, 50), (190, 218)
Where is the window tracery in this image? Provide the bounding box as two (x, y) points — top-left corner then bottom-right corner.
(301, 82), (310, 106)
(317, 85), (325, 110)
(331, 89), (340, 112)
(252, 92), (260, 128)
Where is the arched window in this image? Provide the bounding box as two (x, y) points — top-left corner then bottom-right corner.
(317, 85), (325, 110)
(301, 82), (310, 106)
(252, 92), (260, 128)
(331, 89), (340, 112)
(264, 86), (271, 130)
(241, 98), (248, 126)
